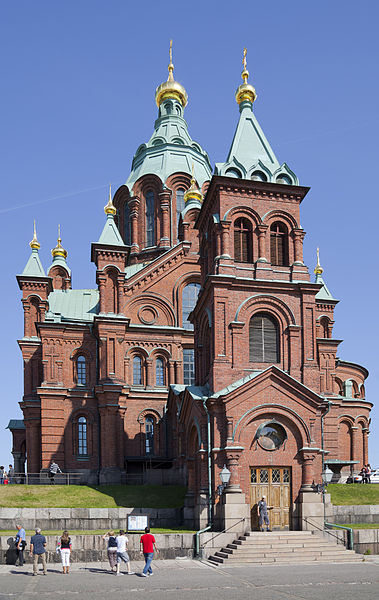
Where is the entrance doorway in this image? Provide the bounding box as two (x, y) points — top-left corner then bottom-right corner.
(250, 467), (291, 530)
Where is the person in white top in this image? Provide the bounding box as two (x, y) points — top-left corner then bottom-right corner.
(115, 530), (134, 575)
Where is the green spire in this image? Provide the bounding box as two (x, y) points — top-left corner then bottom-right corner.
(97, 185), (124, 246)
(21, 221), (46, 276)
(314, 248), (338, 302)
(215, 50), (298, 184)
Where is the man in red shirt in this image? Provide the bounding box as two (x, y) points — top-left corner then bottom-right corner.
(140, 527), (158, 577)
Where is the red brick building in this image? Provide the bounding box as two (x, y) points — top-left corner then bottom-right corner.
(9, 50), (371, 529)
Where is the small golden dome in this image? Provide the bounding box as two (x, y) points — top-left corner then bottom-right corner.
(104, 184), (117, 216)
(184, 167), (203, 203)
(314, 247), (324, 275)
(30, 220), (40, 250)
(155, 40), (188, 108)
(235, 48), (257, 105)
(52, 225), (67, 259)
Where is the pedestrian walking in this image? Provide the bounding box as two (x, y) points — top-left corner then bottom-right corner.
(115, 530), (134, 575)
(102, 530), (118, 572)
(58, 530), (71, 574)
(8, 465), (15, 484)
(0, 466), (4, 484)
(258, 495), (273, 532)
(48, 460), (61, 484)
(366, 464), (372, 484)
(30, 528), (47, 576)
(140, 527), (158, 577)
(15, 524), (26, 566)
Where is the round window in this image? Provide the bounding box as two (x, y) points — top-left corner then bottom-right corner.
(256, 421), (287, 451)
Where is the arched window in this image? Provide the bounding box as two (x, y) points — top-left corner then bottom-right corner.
(182, 283), (201, 329)
(145, 416), (154, 454)
(156, 357), (165, 386)
(133, 355), (143, 386)
(270, 222), (288, 266)
(77, 356), (86, 386)
(124, 202), (131, 245)
(145, 190), (155, 247)
(78, 416), (87, 455)
(320, 317), (330, 338)
(234, 218), (253, 263)
(183, 348), (195, 385)
(176, 188), (185, 241)
(249, 313), (279, 363)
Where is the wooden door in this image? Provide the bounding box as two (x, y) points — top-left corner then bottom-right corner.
(250, 467), (291, 530)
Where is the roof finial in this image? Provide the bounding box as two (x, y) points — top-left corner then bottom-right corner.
(235, 47), (257, 105)
(52, 224), (68, 259)
(184, 163), (203, 204)
(314, 247), (324, 275)
(104, 183), (117, 216)
(30, 220), (40, 250)
(168, 39), (174, 82)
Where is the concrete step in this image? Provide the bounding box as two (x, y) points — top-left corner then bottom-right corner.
(222, 547), (350, 557)
(233, 539), (337, 547)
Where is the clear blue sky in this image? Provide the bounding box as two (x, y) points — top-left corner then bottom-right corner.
(1, 1), (378, 469)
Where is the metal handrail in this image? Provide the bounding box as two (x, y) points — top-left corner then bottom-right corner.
(325, 522), (354, 551)
(5, 473), (85, 485)
(200, 518), (246, 549)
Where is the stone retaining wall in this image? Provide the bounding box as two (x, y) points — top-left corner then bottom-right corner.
(323, 528), (379, 555)
(0, 507), (182, 531)
(325, 503), (379, 525)
(0, 531), (237, 564)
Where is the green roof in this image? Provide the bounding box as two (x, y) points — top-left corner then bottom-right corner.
(98, 213), (125, 246)
(6, 419), (25, 430)
(126, 98), (212, 189)
(45, 289), (99, 323)
(215, 100), (298, 185)
(21, 248), (46, 277)
(315, 272), (338, 302)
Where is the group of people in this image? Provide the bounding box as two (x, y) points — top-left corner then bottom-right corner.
(13, 525), (158, 577)
(0, 465), (15, 484)
(359, 464), (372, 483)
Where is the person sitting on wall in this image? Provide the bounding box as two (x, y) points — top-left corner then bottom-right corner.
(258, 495), (273, 532)
(49, 460), (62, 484)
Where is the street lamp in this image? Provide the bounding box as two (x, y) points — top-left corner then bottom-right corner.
(322, 466), (333, 485)
(217, 465), (231, 495)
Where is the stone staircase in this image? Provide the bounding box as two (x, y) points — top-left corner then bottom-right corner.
(207, 531), (363, 566)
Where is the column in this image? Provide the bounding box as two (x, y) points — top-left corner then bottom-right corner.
(257, 224), (268, 261)
(225, 447), (243, 491)
(292, 229), (305, 265)
(146, 358), (153, 388)
(159, 190), (171, 247)
(351, 426), (359, 463)
(363, 428), (369, 466)
(220, 222), (231, 258)
(129, 197), (140, 253)
(301, 450), (317, 490)
(168, 360), (175, 385)
(182, 222), (190, 242)
(98, 276), (106, 313)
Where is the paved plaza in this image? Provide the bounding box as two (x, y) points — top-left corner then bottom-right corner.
(1, 559), (379, 599)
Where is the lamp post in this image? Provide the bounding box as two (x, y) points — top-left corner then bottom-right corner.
(217, 465), (231, 496)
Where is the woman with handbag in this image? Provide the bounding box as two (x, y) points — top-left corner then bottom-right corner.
(102, 531), (118, 572)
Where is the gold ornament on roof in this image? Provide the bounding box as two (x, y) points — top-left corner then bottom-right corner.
(155, 40), (188, 107)
(104, 183), (117, 216)
(30, 220), (40, 250)
(184, 163), (203, 203)
(314, 247), (324, 275)
(235, 47), (257, 105)
(52, 224), (68, 259)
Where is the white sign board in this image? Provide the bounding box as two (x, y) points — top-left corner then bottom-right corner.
(127, 514), (149, 531)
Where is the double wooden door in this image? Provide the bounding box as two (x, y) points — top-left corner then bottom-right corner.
(250, 467), (291, 530)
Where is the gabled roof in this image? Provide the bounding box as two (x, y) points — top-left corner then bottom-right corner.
(6, 419), (25, 430)
(21, 248), (46, 277)
(97, 214), (125, 246)
(315, 272), (338, 303)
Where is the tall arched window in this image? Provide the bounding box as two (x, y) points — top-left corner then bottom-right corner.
(183, 348), (195, 385)
(156, 357), (165, 386)
(78, 417), (87, 455)
(182, 283), (201, 329)
(124, 202), (131, 245)
(270, 222), (288, 266)
(133, 355), (143, 385)
(145, 416), (154, 454)
(234, 218), (253, 262)
(77, 356), (86, 386)
(145, 190), (155, 247)
(249, 313), (279, 363)
(176, 188), (185, 241)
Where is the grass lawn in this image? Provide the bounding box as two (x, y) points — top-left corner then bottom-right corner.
(0, 528), (195, 536)
(335, 523), (379, 529)
(0, 485), (187, 508)
(328, 484), (379, 505)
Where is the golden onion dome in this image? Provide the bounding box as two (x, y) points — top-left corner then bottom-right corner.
(314, 247), (324, 275)
(104, 184), (117, 216)
(30, 220), (40, 250)
(51, 225), (67, 259)
(235, 48), (257, 105)
(184, 167), (203, 204)
(155, 40), (188, 108)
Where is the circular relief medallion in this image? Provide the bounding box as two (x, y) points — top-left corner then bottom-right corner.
(138, 306), (158, 325)
(256, 422), (287, 451)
